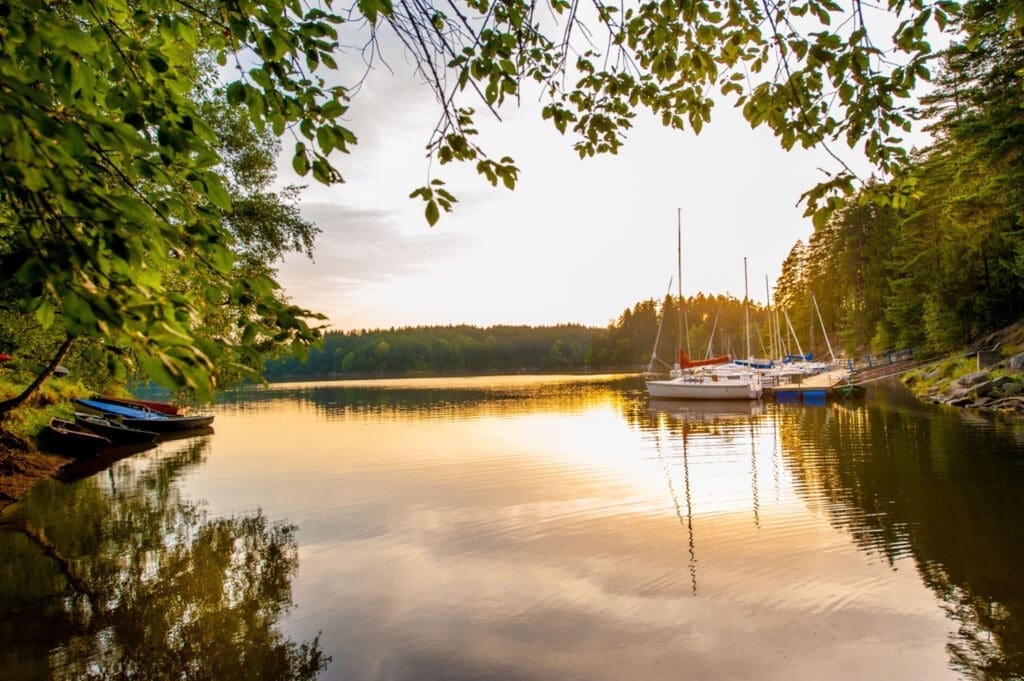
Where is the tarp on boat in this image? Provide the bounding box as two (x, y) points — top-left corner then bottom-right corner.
(74, 398), (169, 420)
(679, 349), (731, 369)
(783, 353), (814, 363)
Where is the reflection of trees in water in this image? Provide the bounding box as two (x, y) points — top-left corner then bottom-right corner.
(0, 437), (328, 680)
(220, 375), (644, 421)
(776, 400), (1024, 680)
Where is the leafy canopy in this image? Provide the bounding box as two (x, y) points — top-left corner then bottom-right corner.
(0, 0), (989, 397)
(0, 0), (348, 398)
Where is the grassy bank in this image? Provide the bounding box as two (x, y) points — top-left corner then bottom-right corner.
(0, 371), (100, 504)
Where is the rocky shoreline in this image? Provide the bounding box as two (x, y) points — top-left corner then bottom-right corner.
(910, 336), (1024, 414)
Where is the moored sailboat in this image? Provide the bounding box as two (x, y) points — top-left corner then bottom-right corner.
(645, 212), (762, 401)
(646, 370), (763, 400)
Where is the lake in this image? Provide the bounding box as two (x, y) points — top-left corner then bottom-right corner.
(2, 374), (1023, 680)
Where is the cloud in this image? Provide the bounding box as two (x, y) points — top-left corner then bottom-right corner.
(275, 202), (473, 326)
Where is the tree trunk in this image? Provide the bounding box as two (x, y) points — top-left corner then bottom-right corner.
(0, 334), (75, 416)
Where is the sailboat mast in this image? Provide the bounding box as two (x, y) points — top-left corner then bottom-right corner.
(811, 293), (836, 362)
(783, 308), (806, 358)
(677, 208), (684, 356)
(743, 256), (750, 361)
(764, 275), (774, 361)
(647, 275), (675, 374)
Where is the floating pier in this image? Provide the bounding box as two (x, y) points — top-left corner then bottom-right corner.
(764, 369), (862, 402)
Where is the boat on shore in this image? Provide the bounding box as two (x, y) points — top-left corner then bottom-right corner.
(73, 398), (215, 432)
(43, 418), (112, 455)
(94, 395), (183, 416)
(73, 413), (159, 445)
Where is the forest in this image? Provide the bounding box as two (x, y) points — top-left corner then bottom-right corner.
(773, 4), (1024, 358)
(262, 293), (785, 379)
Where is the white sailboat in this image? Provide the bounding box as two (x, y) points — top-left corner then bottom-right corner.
(647, 371), (763, 400)
(645, 212), (763, 401)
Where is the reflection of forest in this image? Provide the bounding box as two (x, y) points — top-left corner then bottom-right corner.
(775, 397), (1024, 680)
(0, 437), (328, 680)
(219, 375), (644, 421)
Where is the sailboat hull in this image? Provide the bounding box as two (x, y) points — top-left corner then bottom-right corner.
(646, 376), (762, 400)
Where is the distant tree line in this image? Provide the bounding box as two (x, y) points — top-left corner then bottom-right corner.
(773, 6), (1024, 358)
(262, 294), (780, 380)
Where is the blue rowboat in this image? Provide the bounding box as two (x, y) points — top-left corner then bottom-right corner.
(73, 398), (214, 432)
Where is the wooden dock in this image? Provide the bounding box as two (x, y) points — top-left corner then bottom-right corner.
(764, 369), (860, 402)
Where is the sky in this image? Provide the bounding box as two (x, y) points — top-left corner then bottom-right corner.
(272, 36), (883, 332)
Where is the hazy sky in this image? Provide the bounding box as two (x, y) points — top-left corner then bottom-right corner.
(273, 45), (881, 332)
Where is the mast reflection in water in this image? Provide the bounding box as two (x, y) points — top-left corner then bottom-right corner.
(2, 374), (1023, 680)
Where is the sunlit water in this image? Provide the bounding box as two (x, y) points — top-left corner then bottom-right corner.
(2, 375), (1024, 680)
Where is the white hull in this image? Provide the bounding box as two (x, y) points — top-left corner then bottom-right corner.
(646, 375), (763, 400)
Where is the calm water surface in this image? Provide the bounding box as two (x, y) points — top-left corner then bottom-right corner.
(2, 375), (1024, 679)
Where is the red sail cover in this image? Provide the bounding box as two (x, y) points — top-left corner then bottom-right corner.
(678, 349), (730, 368)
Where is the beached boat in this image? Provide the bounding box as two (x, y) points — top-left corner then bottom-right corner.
(94, 395), (183, 416)
(646, 370), (763, 400)
(73, 398), (214, 432)
(74, 413), (159, 445)
(43, 418), (112, 455)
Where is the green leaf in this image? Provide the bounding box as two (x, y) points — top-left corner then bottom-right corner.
(425, 199), (440, 226)
(35, 301), (56, 329)
(206, 177), (232, 210)
(293, 146), (310, 175)
(227, 81), (246, 105)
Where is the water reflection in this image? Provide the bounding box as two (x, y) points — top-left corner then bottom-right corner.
(4, 376), (1024, 680)
(220, 374), (642, 421)
(0, 436), (328, 680)
(772, 390), (1024, 680)
(630, 387), (1024, 679)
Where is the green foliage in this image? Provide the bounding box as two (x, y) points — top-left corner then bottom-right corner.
(385, 0), (961, 221)
(773, 3), (1024, 357)
(870, 322), (894, 355)
(922, 295), (961, 352)
(0, 0), (341, 402)
(264, 324), (602, 377)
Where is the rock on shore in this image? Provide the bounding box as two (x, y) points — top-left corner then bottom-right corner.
(918, 350), (1024, 414)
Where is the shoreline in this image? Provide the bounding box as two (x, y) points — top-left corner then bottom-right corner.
(0, 435), (73, 509)
(261, 366), (646, 384)
(5, 350), (1022, 507)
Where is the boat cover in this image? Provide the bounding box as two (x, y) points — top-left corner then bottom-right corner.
(679, 349), (731, 368)
(75, 398), (169, 420)
(783, 353), (814, 363)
